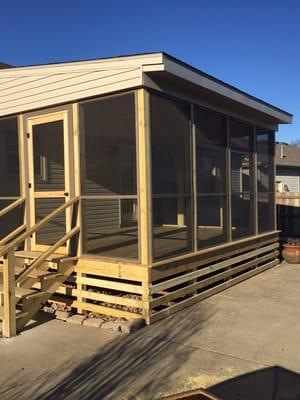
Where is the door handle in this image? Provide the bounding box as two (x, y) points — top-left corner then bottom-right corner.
(64, 192), (69, 196)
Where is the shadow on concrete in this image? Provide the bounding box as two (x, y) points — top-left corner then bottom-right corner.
(0, 311), (55, 337)
(21, 311), (55, 333)
(0, 302), (215, 400)
(209, 366), (300, 400)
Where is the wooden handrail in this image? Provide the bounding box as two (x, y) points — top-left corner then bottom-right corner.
(0, 197), (25, 218)
(0, 196), (80, 257)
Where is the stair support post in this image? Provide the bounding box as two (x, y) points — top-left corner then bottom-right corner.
(3, 250), (16, 338)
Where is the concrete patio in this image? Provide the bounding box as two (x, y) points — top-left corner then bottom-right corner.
(0, 260), (299, 400)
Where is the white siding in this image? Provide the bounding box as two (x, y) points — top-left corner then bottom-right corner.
(0, 54), (164, 117)
(0, 68), (141, 116)
(276, 167), (300, 192)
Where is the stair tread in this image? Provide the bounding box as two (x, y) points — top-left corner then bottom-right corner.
(15, 251), (67, 262)
(0, 283), (38, 298)
(0, 265), (57, 279)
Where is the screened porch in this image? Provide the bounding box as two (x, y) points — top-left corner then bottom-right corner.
(0, 89), (275, 264)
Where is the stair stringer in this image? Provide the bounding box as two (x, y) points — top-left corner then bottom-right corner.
(16, 261), (75, 331)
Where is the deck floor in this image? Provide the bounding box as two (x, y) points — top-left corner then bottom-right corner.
(85, 225), (225, 260)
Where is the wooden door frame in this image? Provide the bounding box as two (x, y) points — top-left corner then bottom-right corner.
(23, 105), (75, 254)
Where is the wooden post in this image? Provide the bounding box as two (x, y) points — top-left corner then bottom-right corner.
(136, 89), (152, 265)
(226, 117), (232, 242)
(224, 117), (232, 281)
(191, 104), (198, 252)
(18, 115), (31, 251)
(253, 126), (258, 236)
(136, 89), (152, 322)
(72, 103), (84, 314)
(3, 250), (16, 338)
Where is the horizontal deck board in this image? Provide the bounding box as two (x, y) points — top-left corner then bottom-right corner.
(72, 301), (141, 320)
(76, 276), (144, 295)
(150, 242), (278, 294)
(150, 250), (279, 309)
(149, 258), (279, 324)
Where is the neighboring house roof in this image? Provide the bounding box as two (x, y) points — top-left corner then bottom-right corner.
(0, 62), (13, 69)
(276, 143), (300, 168)
(0, 52), (292, 124)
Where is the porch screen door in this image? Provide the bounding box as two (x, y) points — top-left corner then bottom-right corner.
(27, 111), (72, 252)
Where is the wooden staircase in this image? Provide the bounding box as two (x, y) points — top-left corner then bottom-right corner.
(0, 197), (80, 338)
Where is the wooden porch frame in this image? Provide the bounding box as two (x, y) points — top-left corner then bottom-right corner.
(0, 86), (280, 329)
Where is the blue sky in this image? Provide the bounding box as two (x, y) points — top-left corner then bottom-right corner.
(1, 1), (299, 142)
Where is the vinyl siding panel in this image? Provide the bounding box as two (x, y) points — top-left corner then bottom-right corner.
(35, 159), (65, 192)
(35, 198), (66, 245)
(83, 200), (120, 231)
(0, 68), (142, 116)
(276, 167), (300, 192)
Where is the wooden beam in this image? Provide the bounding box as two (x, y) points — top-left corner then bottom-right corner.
(75, 258), (148, 282)
(72, 301), (141, 320)
(136, 89), (152, 321)
(253, 126), (258, 235)
(72, 102), (84, 312)
(136, 89), (152, 265)
(76, 276), (143, 294)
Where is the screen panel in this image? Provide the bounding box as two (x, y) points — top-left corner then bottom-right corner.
(82, 199), (138, 260)
(0, 117), (20, 196)
(150, 94), (192, 260)
(82, 93), (137, 196)
(33, 120), (65, 191)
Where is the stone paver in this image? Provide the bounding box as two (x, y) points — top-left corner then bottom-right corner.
(66, 314), (87, 325)
(83, 318), (105, 328)
(55, 310), (71, 321)
(101, 320), (122, 332)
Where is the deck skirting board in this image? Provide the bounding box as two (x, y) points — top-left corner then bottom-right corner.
(47, 233), (279, 324)
(149, 258), (279, 324)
